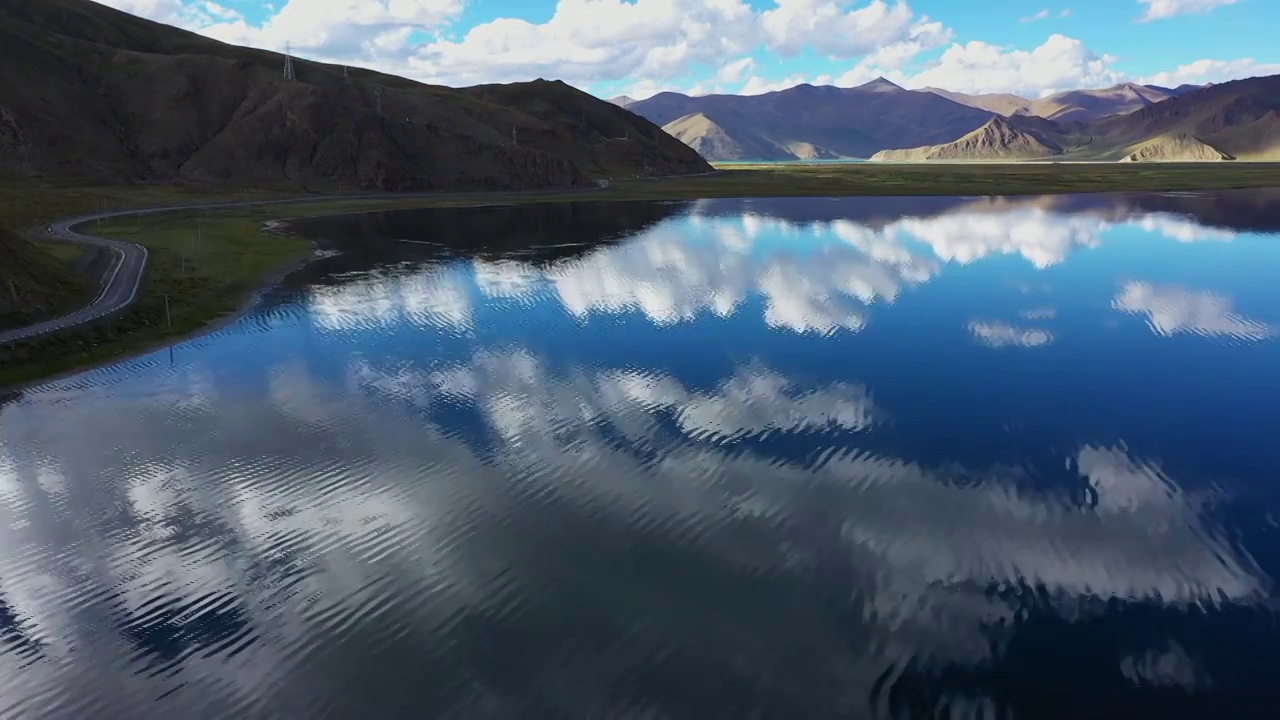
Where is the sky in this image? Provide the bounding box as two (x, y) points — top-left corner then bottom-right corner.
(95, 0), (1280, 100)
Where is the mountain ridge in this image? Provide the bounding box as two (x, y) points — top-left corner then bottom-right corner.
(623, 74), (1279, 163)
(0, 0), (711, 191)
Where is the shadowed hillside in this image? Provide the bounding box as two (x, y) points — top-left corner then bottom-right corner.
(0, 0), (710, 191)
(0, 230), (88, 331)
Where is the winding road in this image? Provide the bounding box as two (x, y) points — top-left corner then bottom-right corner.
(1, 174), (720, 346)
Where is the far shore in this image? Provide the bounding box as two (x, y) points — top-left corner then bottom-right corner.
(3, 161), (1279, 389)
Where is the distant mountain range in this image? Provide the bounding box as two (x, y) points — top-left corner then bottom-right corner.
(623, 76), (1280, 162)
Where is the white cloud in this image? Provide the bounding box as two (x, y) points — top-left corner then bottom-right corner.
(96, 0), (244, 27)
(714, 57), (757, 84)
(1021, 9), (1051, 23)
(1140, 58), (1280, 88)
(1113, 282), (1274, 341)
(201, 0), (463, 59)
(968, 321), (1053, 347)
(760, 0), (943, 59)
(405, 0), (762, 86)
(740, 34), (1128, 99)
(906, 34), (1123, 98)
(1138, 0), (1241, 22)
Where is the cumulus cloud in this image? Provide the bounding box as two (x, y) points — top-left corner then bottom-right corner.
(1140, 58), (1280, 88)
(96, 0), (244, 27)
(1113, 282), (1274, 341)
(1138, 0), (1241, 22)
(740, 33), (1128, 99)
(906, 34), (1123, 98)
(198, 0), (463, 60)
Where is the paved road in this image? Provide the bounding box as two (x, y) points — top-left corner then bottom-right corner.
(0, 174), (720, 345)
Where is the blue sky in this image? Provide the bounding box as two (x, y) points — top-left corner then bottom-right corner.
(100, 0), (1278, 99)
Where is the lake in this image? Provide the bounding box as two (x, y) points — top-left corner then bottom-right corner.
(3, 191), (1280, 718)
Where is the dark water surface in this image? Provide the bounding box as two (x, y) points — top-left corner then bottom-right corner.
(4, 191), (1280, 718)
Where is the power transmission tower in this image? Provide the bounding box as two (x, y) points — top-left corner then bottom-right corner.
(375, 85), (383, 116)
(283, 42), (296, 81)
(512, 127), (518, 146)
(343, 65), (349, 79)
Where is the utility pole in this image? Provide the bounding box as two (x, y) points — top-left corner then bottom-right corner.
(512, 127), (518, 146)
(283, 42), (296, 81)
(164, 294), (172, 328)
(375, 85), (383, 116)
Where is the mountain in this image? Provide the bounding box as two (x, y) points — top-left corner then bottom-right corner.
(871, 116), (1063, 161)
(1121, 134), (1234, 162)
(924, 83), (1215, 123)
(871, 75), (1279, 162)
(1082, 74), (1280, 160)
(0, 0), (709, 191)
(626, 78), (998, 160)
(659, 112), (830, 161)
(608, 95), (637, 108)
(1024, 83), (1179, 123)
(922, 88), (1032, 116)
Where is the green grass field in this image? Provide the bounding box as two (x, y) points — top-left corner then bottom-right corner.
(3, 162), (1279, 388)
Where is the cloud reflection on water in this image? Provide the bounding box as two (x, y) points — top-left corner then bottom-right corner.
(303, 200), (1247, 337)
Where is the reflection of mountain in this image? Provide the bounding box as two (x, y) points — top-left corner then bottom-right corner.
(0, 349), (1269, 717)
(290, 200), (689, 268)
(296, 194), (1258, 336)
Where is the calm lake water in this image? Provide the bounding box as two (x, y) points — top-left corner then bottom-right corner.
(3, 192), (1280, 718)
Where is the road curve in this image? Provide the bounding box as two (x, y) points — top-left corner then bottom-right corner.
(0, 174), (720, 345)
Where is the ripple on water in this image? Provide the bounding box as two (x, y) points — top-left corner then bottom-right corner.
(5, 194), (1280, 717)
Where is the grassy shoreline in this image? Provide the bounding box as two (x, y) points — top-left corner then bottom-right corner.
(3, 162), (1280, 389)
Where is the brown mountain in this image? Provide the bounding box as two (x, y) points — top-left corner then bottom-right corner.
(1024, 83), (1179, 122)
(1121, 134), (1234, 162)
(871, 116), (1063, 161)
(1081, 74), (1280, 160)
(927, 83), (1214, 123)
(871, 75), (1279, 162)
(922, 88), (1033, 116)
(659, 112), (833, 161)
(0, 0), (709, 191)
(626, 78), (996, 160)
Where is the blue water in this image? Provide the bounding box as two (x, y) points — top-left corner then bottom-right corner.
(2, 191), (1280, 718)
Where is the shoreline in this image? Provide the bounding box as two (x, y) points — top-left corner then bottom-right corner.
(5, 165), (1280, 391)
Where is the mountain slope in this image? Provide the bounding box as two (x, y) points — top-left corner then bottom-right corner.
(660, 113), (800, 161)
(626, 79), (996, 160)
(1027, 83), (1177, 123)
(0, 230), (87, 331)
(1121, 134), (1234, 161)
(871, 116), (1063, 161)
(922, 88), (1032, 116)
(0, 0), (709, 190)
(1078, 74), (1280, 160)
